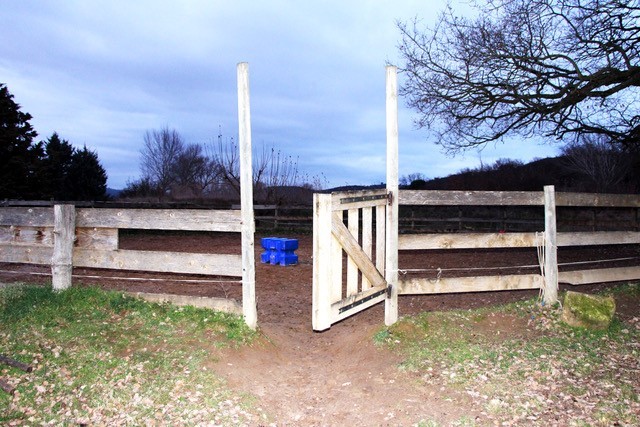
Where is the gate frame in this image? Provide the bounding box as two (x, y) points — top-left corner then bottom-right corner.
(312, 66), (399, 331)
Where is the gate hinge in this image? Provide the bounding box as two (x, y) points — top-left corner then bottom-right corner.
(387, 191), (394, 206)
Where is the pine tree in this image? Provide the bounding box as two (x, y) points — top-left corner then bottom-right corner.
(0, 84), (40, 199)
(68, 146), (107, 200)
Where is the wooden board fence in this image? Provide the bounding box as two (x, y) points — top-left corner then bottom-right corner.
(0, 63), (257, 328)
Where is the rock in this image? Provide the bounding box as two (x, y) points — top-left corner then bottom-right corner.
(561, 291), (616, 330)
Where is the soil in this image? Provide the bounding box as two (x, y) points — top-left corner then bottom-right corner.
(1, 233), (639, 425)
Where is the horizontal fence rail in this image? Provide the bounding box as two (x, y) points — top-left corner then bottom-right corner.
(0, 205), (247, 317)
(397, 187), (640, 298)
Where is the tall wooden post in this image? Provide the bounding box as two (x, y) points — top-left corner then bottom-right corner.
(385, 65), (399, 326)
(312, 193), (333, 331)
(543, 185), (558, 305)
(237, 62), (257, 329)
(51, 204), (76, 291)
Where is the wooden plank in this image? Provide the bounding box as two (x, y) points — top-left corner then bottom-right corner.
(399, 232), (540, 250)
(0, 245), (52, 264)
(544, 186), (559, 305)
(332, 284), (387, 322)
(331, 189), (388, 211)
(0, 207), (54, 227)
(331, 217), (387, 290)
(0, 226), (53, 246)
(399, 190), (544, 206)
(559, 267), (640, 285)
(76, 208), (241, 232)
(52, 205), (75, 291)
(557, 231), (640, 247)
(125, 292), (242, 315)
(362, 207), (373, 290)
(331, 234), (343, 302)
(312, 193), (333, 331)
(75, 227), (118, 250)
(73, 248), (242, 277)
(346, 208), (359, 297)
(237, 62), (257, 330)
(556, 192), (640, 208)
(385, 66), (399, 326)
(399, 274), (543, 294)
(376, 205), (386, 274)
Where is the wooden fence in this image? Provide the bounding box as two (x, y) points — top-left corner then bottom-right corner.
(0, 62), (257, 329)
(397, 188), (640, 299)
(313, 186), (640, 330)
(0, 205), (255, 319)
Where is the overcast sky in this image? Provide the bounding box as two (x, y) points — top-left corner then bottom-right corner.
(1, 1), (559, 190)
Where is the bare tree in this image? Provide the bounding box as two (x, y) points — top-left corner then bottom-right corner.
(561, 134), (633, 192)
(140, 127), (184, 197)
(398, 0), (640, 152)
(211, 133), (310, 204)
(171, 143), (221, 197)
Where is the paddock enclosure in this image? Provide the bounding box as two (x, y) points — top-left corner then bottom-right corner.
(1, 65), (640, 332)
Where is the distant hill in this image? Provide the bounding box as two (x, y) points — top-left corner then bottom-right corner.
(106, 188), (122, 198)
(402, 155), (638, 193)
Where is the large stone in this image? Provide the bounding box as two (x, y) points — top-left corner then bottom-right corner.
(561, 291), (616, 330)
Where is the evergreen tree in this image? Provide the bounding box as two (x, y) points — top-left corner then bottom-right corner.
(68, 146), (107, 200)
(37, 133), (75, 200)
(0, 83), (39, 199)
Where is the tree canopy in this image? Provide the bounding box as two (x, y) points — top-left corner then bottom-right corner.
(0, 84), (108, 201)
(398, 0), (640, 152)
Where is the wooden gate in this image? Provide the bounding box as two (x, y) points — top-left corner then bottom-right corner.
(312, 65), (399, 331)
(312, 189), (390, 331)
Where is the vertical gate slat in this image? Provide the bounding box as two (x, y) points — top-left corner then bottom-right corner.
(347, 208), (359, 297)
(376, 205), (386, 274)
(362, 207), (373, 290)
(331, 231), (343, 302)
(312, 193), (333, 331)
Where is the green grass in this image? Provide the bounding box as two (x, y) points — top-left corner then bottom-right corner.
(377, 284), (640, 426)
(0, 284), (260, 425)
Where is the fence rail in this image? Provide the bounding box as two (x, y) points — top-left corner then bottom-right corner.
(397, 187), (640, 298)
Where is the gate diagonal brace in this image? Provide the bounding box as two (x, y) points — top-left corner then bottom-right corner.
(338, 288), (387, 314)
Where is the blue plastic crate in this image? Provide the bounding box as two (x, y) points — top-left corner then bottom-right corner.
(260, 237), (298, 266)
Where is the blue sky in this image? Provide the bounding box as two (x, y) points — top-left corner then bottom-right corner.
(1, 1), (559, 189)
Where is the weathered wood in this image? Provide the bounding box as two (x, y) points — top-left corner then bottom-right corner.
(76, 208), (242, 232)
(331, 188), (388, 211)
(331, 233), (343, 302)
(125, 292), (243, 315)
(0, 207), (54, 227)
(346, 208), (359, 297)
(73, 248), (242, 277)
(399, 190), (544, 206)
(312, 193), (333, 331)
(237, 62), (257, 330)
(0, 226), (53, 246)
(559, 266), (640, 285)
(75, 227), (118, 250)
(557, 231), (640, 247)
(0, 355), (33, 372)
(332, 216), (387, 290)
(544, 186), (559, 305)
(0, 244), (52, 264)
(399, 274), (543, 294)
(51, 205), (76, 291)
(556, 192), (640, 208)
(362, 207), (373, 290)
(385, 65), (399, 326)
(399, 232), (540, 250)
(376, 205), (386, 274)
(0, 378), (14, 395)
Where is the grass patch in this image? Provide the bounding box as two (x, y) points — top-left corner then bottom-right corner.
(0, 284), (261, 425)
(377, 284), (640, 426)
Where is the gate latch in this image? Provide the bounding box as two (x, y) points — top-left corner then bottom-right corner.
(387, 191), (394, 206)
(386, 284), (392, 298)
